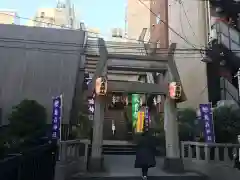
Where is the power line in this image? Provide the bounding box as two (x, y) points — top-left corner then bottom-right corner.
(2, 10), (240, 55)
(2, 37), (240, 55)
(179, 3), (190, 44)
(0, 12), (150, 44)
(137, 0), (201, 49)
(179, 0), (201, 46)
(0, 37), (206, 51)
(0, 43), (207, 58)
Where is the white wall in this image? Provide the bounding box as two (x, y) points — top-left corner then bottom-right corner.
(168, 0), (209, 108)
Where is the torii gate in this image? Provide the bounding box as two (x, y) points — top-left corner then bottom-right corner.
(87, 38), (186, 173)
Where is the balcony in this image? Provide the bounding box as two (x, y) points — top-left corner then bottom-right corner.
(210, 20), (240, 67)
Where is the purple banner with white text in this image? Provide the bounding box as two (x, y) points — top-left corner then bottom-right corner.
(199, 103), (215, 142)
(52, 95), (62, 140)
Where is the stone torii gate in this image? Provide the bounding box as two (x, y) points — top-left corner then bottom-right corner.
(87, 38), (186, 173)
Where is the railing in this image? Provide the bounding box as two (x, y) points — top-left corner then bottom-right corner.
(220, 77), (239, 103)
(213, 21), (240, 57)
(54, 139), (89, 180)
(181, 141), (240, 165)
(0, 142), (57, 180)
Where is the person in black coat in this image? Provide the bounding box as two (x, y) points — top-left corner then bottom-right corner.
(135, 130), (156, 179)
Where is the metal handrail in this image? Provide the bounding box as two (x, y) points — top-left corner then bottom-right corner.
(220, 77), (239, 103)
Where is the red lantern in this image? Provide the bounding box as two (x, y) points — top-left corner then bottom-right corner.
(169, 82), (181, 99)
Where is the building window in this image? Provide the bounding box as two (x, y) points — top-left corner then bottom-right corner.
(70, 18), (73, 27)
(40, 12), (45, 18)
(156, 13), (161, 24)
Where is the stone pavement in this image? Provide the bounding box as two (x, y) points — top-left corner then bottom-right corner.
(71, 155), (206, 180)
(183, 159), (240, 180)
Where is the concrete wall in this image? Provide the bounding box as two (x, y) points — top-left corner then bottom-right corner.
(127, 0), (209, 109)
(168, 0), (209, 108)
(0, 24), (86, 125)
(127, 0), (151, 41)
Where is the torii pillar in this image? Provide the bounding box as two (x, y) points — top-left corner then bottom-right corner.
(88, 38), (108, 171)
(162, 43), (185, 173)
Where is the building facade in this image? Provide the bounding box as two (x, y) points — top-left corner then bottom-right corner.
(28, 0), (79, 29)
(0, 10), (20, 25)
(206, 0), (240, 106)
(127, 0), (151, 42)
(0, 24), (86, 125)
(127, 0), (209, 108)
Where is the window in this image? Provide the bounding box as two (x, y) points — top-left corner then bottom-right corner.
(156, 13), (161, 24)
(40, 12), (45, 18)
(70, 18), (73, 27)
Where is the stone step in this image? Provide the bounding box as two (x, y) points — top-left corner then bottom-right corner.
(70, 174), (207, 180)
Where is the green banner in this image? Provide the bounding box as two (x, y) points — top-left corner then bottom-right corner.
(132, 94), (140, 128)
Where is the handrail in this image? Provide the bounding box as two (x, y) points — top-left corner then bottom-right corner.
(221, 86), (238, 102)
(214, 21), (240, 55)
(220, 77), (239, 103)
(182, 141), (240, 147)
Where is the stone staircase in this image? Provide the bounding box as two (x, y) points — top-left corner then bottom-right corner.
(103, 110), (128, 141)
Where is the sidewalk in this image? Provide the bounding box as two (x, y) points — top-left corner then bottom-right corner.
(72, 155), (204, 179)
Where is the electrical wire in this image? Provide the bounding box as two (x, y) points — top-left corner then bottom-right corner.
(2, 9), (240, 56)
(0, 43), (204, 58)
(0, 12), (152, 44)
(179, 3), (190, 44)
(0, 37), (208, 53)
(0, 10), (207, 51)
(136, 0), (210, 101)
(137, 0), (201, 49)
(178, 0), (201, 46)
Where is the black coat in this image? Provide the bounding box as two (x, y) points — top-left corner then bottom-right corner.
(134, 133), (156, 168)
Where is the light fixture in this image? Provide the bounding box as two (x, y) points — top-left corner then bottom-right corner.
(215, 7), (223, 13)
(220, 59), (226, 66)
(201, 56), (212, 63)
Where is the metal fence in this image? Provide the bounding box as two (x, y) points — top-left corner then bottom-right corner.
(0, 142), (57, 180)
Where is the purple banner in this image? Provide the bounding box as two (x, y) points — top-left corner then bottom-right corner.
(199, 103), (215, 142)
(145, 106), (149, 130)
(52, 95), (62, 140)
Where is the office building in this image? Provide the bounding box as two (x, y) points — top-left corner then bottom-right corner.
(0, 10), (20, 25)
(28, 0), (79, 29)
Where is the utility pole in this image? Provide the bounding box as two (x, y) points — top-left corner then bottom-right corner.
(236, 68), (240, 98)
(234, 69), (240, 162)
(198, 0), (210, 48)
(124, 3), (128, 38)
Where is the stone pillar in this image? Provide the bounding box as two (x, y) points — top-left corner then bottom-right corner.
(163, 95), (184, 173)
(157, 73), (164, 112)
(89, 95), (105, 171)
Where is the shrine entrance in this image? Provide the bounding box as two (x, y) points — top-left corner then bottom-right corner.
(85, 38), (186, 173)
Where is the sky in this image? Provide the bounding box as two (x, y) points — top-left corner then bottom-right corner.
(0, 0), (126, 35)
